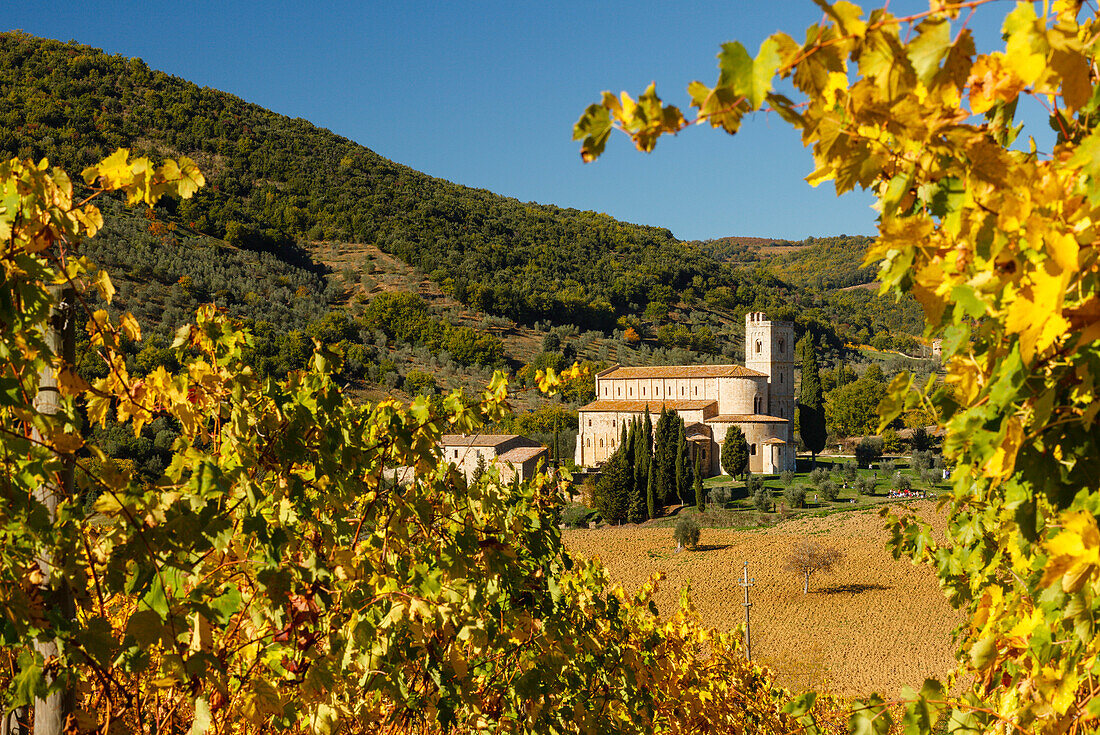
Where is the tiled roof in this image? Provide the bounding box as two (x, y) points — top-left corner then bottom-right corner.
(578, 399), (717, 413)
(762, 437), (788, 444)
(706, 414), (788, 424)
(599, 364), (768, 379)
(496, 446), (547, 464)
(440, 434), (521, 448)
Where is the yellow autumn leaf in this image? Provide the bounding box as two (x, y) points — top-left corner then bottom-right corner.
(119, 312), (142, 342)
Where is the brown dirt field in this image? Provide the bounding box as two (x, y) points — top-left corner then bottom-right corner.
(562, 501), (963, 698)
(840, 281), (879, 291)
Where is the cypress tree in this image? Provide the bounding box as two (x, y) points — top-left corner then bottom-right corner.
(647, 462), (656, 519)
(797, 334), (827, 468)
(624, 419), (636, 501)
(653, 407), (677, 505)
(694, 450), (704, 512)
(627, 420), (647, 522)
(595, 446), (629, 523)
(632, 420), (648, 521)
(674, 419), (688, 505)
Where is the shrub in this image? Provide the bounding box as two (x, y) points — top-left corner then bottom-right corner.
(842, 460), (858, 483)
(561, 504), (592, 528)
(893, 473), (912, 492)
(881, 459), (896, 474)
(753, 485), (770, 512)
(784, 484), (806, 509)
(779, 470), (795, 488)
(912, 449), (935, 473)
(674, 516), (701, 550)
(820, 480), (840, 502)
(854, 474), (876, 497)
(855, 435), (884, 468)
(809, 467), (829, 487)
(710, 486), (732, 505)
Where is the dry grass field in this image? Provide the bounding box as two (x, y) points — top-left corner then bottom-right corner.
(562, 501), (963, 698)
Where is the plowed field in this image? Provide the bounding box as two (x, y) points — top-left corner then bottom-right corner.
(562, 501), (962, 697)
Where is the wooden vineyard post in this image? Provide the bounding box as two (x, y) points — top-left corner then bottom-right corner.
(739, 561), (755, 662)
(30, 284), (76, 735)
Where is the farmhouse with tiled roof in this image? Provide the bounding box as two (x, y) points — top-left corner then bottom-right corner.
(574, 312), (796, 475)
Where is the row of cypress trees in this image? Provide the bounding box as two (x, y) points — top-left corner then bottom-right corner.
(595, 406), (702, 523)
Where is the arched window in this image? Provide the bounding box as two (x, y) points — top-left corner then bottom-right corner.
(617, 387), (621, 396)
(600, 438), (604, 448)
(586, 438), (591, 446)
(642, 387), (645, 396)
(612, 419), (616, 427)
(751, 443), (757, 456)
(779, 338), (785, 354)
(756, 339), (763, 354)
(780, 373), (784, 384)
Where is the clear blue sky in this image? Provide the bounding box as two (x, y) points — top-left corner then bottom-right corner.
(9, 1), (1023, 241)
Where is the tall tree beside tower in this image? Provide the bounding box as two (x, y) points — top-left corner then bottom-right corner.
(797, 334), (826, 468)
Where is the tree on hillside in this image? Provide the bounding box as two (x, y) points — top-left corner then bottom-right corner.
(796, 334), (826, 467)
(721, 426), (749, 479)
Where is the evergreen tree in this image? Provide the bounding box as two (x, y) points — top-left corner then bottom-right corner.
(632, 420), (649, 521)
(626, 420), (647, 522)
(721, 425), (750, 479)
(595, 446), (629, 523)
(647, 460), (656, 519)
(797, 334), (827, 468)
(694, 451), (704, 512)
(674, 419), (689, 505)
(472, 452), (487, 485)
(653, 407), (678, 505)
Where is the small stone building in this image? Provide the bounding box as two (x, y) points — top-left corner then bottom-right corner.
(574, 313), (796, 475)
(440, 434), (548, 484)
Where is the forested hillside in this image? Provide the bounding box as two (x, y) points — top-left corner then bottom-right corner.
(0, 32), (796, 331)
(1, 31), (926, 378)
(693, 234), (923, 352)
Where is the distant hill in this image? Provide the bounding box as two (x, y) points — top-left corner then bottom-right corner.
(695, 234), (877, 290)
(1, 32), (925, 376)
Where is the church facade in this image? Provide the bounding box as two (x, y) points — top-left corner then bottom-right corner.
(574, 312), (797, 475)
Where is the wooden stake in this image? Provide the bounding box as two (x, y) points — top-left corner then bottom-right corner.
(739, 561), (755, 662)
(30, 284), (76, 735)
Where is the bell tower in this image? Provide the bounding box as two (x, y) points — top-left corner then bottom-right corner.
(745, 312), (795, 442)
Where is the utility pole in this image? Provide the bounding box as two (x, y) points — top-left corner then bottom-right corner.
(30, 284), (76, 735)
(739, 561), (755, 662)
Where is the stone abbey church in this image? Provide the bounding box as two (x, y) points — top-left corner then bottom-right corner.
(575, 313), (797, 475)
